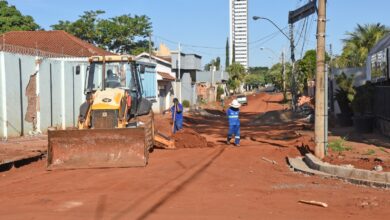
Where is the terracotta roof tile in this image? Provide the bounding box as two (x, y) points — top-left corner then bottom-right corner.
(0, 30), (114, 57)
(157, 71), (175, 81)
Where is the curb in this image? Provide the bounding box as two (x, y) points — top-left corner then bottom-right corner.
(304, 153), (390, 188)
(288, 154), (390, 189)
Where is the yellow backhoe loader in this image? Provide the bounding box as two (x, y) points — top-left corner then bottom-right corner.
(47, 55), (174, 170)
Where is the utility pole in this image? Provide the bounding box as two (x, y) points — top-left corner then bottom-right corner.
(314, 0), (327, 159)
(281, 49), (286, 100)
(178, 43), (181, 80)
(286, 0), (317, 110)
(148, 33), (152, 63)
(289, 24), (297, 111)
(177, 42), (182, 102)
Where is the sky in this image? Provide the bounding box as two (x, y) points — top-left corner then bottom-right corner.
(7, 0), (390, 68)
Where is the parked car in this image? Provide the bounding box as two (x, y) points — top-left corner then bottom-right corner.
(236, 94), (248, 105)
(264, 83), (276, 92)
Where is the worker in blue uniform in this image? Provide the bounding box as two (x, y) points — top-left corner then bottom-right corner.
(227, 99), (241, 146)
(171, 98), (183, 133)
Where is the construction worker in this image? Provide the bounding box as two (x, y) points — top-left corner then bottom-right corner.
(171, 98), (183, 133)
(106, 69), (120, 88)
(220, 93), (225, 111)
(227, 99), (241, 146)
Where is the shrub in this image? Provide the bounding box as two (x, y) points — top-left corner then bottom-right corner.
(182, 100), (190, 108)
(334, 72), (355, 115)
(328, 137), (352, 152)
(351, 82), (374, 115)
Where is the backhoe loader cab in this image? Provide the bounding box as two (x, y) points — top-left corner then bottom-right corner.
(47, 55), (155, 170)
(85, 56), (133, 92)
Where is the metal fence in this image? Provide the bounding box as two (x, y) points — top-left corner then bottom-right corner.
(374, 86), (390, 137)
(374, 86), (390, 120)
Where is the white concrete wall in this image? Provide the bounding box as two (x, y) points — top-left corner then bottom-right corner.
(0, 51), (88, 138)
(0, 52), (6, 138)
(2, 52), (36, 136)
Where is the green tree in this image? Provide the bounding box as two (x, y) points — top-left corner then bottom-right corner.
(96, 14), (152, 54)
(204, 57), (221, 71)
(267, 62), (292, 90)
(337, 23), (389, 67)
(0, 1), (40, 34)
(245, 74), (264, 88)
(227, 62), (245, 91)
(51, 11), (152, 54)
(296, 49), (330, 93)
(225, 38), (229, 68)
(52, 10), (104, 45)
(248, 66), (269, 75)
(297, 50), (317, 81)
(215, 57), (221, 70)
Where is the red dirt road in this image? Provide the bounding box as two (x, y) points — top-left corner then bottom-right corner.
(0, 93), (389, 220)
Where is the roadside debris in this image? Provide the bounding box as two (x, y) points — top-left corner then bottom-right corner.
(373, 165), (383, 172)
(262, 157), (277, 165)
(298, 200), (328, 208)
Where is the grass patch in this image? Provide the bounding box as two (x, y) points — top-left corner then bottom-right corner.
(363, 149), (376, 156)
(378, 147), (389, 154)
(328, 137), (352, 152)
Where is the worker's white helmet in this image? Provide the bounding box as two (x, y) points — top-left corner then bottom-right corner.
(230, 99), (241, 108)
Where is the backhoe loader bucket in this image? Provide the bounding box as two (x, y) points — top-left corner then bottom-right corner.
(47, 128), (149, 170)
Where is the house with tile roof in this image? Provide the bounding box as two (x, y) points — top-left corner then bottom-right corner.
(0, 30), (114, 57)
(0, 30), (118, 138)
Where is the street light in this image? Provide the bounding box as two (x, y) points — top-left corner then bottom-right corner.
(253, 15), (297, 110)
(252, 16), (290, 41)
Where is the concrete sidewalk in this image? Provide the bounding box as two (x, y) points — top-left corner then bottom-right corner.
(0, 135), (47, 170)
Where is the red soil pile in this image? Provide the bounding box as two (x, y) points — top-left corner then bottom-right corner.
(173, 128), (214, 148)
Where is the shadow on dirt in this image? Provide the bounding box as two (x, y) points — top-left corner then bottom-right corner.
(0, 154), (44, 172)
(296, 144), (313, 156)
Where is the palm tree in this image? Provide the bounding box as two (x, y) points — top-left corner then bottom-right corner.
(338, 23), (389, 67)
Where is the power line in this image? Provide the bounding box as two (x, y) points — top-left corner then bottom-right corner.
(184, 46), (224, 57)
(249, 27), (288, 45)
(300, 14), (315, 58)
(154, 34), (224, 50)
(295, 17), (308, 47)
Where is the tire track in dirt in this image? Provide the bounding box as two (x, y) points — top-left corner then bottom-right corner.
(112, 146), (226, 220)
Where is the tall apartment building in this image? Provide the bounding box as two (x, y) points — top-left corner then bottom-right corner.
(229, 0), (248, 69)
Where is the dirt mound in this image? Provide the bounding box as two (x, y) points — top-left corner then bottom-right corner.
(173, 128), (214, 148)
(251, 110), (295, 125)
(154, 114), (173, 135)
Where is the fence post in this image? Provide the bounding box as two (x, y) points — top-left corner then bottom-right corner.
(80, 64), (85, 104)
(0, 51), (7, 139)
(61, 60), (66, 129)
(34, 56), (42, 134)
